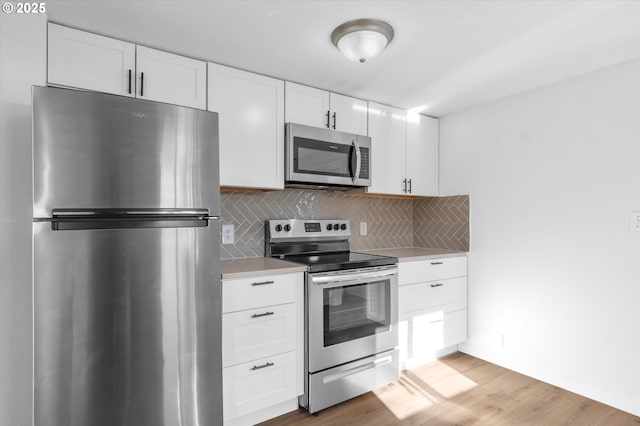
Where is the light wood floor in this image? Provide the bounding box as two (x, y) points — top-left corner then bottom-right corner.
(260, 352), (640, 425)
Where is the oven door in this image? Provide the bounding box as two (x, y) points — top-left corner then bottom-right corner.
(307, 265), (398, 373)
(286, 123), (370, 187)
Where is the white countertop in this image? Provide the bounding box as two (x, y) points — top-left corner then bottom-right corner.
(221, 247), (467, 279)
(221, 257), (307, 279)
(361, 247), (468, 262)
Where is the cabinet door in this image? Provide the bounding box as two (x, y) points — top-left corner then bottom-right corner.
(330, 93), (368, 135)
(136, 46), (206, 109)
(209, 64), (284, 189)
(399, 309), (467, 369)
(222, 303), (296, 367)
(48, 23), (135, 97)
(367, 102), (406, 195)
(406, 114), (438, 196)
(284, 81), (330, 128)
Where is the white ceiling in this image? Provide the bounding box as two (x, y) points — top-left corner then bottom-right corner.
(47, 0), (640, 117)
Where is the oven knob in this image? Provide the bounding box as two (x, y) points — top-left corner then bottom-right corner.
(326, 224), (332, 231)
(275, 224), (282, 232)
(340, 223), (347, 230)
(333, 224), (339, 231)
(284, 224), (291, 232)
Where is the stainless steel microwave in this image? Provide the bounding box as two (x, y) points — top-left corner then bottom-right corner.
(285, 123), (371, 189)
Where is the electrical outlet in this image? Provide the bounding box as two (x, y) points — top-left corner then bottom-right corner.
(631, 212), (640, 232)
(360, 222), (367, 236)
(222, 224), (235, 244)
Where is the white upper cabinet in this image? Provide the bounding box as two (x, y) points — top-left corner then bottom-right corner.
(48, 23), (206, 109)
(284, 82), (330, 128)
(366, 105), (438, 197)
(48, 23), (135, 97)
(406, 113), (438, 196)
(328, 92), (368, 135)
(285, 82), (368, 135)
(208, 64), (285, 190)
(136, 46), (206, 109)
(367, 102), (406, 195)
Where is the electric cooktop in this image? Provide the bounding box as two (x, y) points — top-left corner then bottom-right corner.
(265, 219), (397, 273)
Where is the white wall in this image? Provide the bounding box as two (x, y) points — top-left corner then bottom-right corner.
(0, 12), (47, 426)
(439, 57), (640, 416)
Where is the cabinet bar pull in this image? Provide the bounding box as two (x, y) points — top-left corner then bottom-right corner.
(251, 362), (274, 371)
(402, 179), (407, 193)
(326, 110), (330, 128)
(431, 261), (444, 265)
(332, 112), (337, 129)
(140, 72), (144, 96)
(251, 311), (274, 318)
(430, 283), (444, 288)
(251, 280), (275, 286)
(128, 69), (132, 94)
(408, 178), (412, 194)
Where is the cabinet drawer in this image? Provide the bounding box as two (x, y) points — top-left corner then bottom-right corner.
(399, 256), (467, 285)
(223, 351), (297, 421)
(399, 276), (467, 315)
(222, 303), (296, 367)
(223, 273), (297, 313)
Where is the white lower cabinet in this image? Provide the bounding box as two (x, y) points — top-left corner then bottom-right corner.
(222, 272), (303, 425)
(398, 256), (468, 370)
(223, 351), (297, 420)
(222, 303), (296, 367)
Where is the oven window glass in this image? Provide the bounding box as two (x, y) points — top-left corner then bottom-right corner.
(323, 279), (390, 347)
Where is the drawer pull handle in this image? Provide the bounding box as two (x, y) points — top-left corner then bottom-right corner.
(251, 280), (275, 286)
(251, 362), (274, 371)
(251, 311), (274, 319)
(431, 261), (444, 265)
(430, 283), (444, 288)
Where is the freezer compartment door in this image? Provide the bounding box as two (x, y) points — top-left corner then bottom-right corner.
(32, 86), (220, 218)
(33, 220), (222, 426)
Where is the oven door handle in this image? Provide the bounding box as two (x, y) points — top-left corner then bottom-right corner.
(311, 268), (397, 287)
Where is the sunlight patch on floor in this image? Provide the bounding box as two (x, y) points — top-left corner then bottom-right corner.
(373, 360), (477, 420)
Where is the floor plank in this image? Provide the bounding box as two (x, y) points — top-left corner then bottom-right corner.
(259, 352), (640, 426)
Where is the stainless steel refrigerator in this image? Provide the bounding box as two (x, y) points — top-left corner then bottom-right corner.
(32, 86), (222, 426)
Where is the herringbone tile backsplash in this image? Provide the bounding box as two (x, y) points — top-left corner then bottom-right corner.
(220, 189), (469, 259)
(414, 195), (470, 251)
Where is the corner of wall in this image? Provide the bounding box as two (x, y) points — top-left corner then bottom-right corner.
(0, 11), (47, 426)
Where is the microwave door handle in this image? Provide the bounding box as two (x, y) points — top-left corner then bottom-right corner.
(352, 139), (362, 185)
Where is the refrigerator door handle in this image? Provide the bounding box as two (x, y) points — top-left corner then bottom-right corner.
(50, 208), (212, 218)
(41, 208), (217, 231)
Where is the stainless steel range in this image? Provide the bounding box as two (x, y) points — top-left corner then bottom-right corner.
(266, 219), (400, 414)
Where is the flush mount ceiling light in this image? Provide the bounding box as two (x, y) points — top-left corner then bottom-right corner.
(331, 19), (394, 63)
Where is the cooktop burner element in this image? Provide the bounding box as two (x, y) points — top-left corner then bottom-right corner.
(266, 219), (397, 272)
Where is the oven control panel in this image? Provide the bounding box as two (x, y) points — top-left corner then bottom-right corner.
(267, 219), (350, 241)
